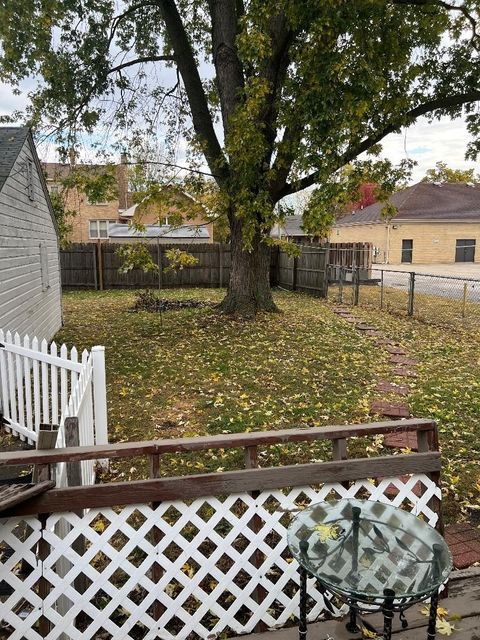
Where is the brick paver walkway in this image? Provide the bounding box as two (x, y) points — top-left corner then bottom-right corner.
(375, 381), (411, 396)
(383, 430), (418, 450)
(445, 524), (480, 569)
(330, 303), (480, 570)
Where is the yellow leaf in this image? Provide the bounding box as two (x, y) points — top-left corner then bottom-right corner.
(93, 520), (106, 533)
(314, 523), (340, 542)
(361, 626), (380, 639)
(436, 619), (455, 636)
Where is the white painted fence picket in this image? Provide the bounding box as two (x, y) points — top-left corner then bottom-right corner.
(0, 330), (108, 485)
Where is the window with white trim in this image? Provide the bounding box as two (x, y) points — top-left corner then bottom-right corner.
(89, 220), (112, 239)
(48, 183), (60, 195)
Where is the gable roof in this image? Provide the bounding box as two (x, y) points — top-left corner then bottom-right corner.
(335, 182), (480, 226)
(0, 127), (29, 193)
(0, 127), (59, 237)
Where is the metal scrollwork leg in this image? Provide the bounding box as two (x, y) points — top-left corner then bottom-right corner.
(427, 590), (439, 640)
(299, 565), (308, 640)
(382, 589), (395, 640)
(399, 609), (408, 629)
(345, 605), (359, 633)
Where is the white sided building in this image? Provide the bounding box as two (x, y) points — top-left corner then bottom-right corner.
(0, 127), (62, 340)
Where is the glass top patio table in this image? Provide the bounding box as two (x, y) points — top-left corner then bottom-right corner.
(287, 498), (452, 606)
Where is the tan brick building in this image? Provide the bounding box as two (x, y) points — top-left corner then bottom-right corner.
(330, 183), (480, 264)
(42, 155), (213, 243)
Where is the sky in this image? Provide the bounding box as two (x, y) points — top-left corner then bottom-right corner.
(1, 80), (479, 186)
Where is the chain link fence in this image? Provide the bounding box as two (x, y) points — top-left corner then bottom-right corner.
(328, 266), (480, 328)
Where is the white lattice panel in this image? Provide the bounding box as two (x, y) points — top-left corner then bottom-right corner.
(0, 474), (441, 639)
(0, 516), (42, 638)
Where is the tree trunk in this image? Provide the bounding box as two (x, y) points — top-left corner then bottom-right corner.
(219, 221), (277, 318)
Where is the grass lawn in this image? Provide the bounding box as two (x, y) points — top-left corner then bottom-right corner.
(56, 288), (480, 521)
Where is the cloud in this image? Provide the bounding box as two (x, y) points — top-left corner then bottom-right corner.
(380, 117), (480, 182)
(0, 80), (33, 120)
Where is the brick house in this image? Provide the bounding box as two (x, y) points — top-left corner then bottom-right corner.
(42, 155), (213, 243)
(331, 182), (480, 264)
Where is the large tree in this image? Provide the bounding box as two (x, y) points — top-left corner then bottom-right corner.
(422, 161), (480, 183)
(1, 1), (480, 316)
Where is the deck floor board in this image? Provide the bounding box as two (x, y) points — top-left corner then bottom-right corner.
(238, 568), (480, 639)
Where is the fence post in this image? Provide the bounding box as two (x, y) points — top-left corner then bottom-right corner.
(408, 272), (415, 316)
(218, 244), (223, 288)
(244, 445), (268, 633)
(150, 452), (165, 623)
(292, 255), (298, 291)
(380, 270), (384, 309)
(35, 424), (58, 638)
(96, 241), (104, 290)
(338, 267), (344, 304)
(62, 418), (87, 618)
(321, 248), (329, 298)
(353, 267), (360, 306)
(91, 346), (108, 456)
(157, 244), (163, 290)
(92, 245), (98, 290)
(462, 282), (468, 318)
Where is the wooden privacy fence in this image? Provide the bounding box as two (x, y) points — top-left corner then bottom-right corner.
(275, 246), (329, 296)
(0, 330), (108, 485)
(0, 418), (442, 639)
(328, 242), (373, 269)
(61, 243), (333, 297)
(61, 243), (232, 290)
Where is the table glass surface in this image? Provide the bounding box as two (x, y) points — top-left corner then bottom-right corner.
(287, 499), (452, 602)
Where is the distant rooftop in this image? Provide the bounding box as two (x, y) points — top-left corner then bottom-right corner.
(271, 215), (306, 238)
(335, 182), (480, 226)
(108, 223), (210, 239)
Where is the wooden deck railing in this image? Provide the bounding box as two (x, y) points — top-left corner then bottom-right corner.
(0, 418), (443, 639)
(1, 418), (440, 517)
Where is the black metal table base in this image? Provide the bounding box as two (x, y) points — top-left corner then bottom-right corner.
(298, 567), (440, 640)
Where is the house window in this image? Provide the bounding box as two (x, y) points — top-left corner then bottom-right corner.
(401, 239), (413, 263)
(158, 216), (169, 226)
(26, 158), (34, 201)
(455, 239), (476, 263)
(48, 183), (60, 195)
(89, 220), (111, 239)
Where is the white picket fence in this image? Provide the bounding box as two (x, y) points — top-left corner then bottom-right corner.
(0, 329), (108, 485)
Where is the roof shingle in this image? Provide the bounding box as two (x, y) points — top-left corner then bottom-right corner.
(336, 182), (480, 226)
(0, 127), (29, 193)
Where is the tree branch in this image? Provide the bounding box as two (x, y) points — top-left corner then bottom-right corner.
(127, 160), (220, 178)
(392, 0), (479, 48)
(108, 55), (175, 75)
(108, 3), (162, 49)
(278, 90), (480, 198)
(268, 122), (305, 201)
(158, 0), (228, 183)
